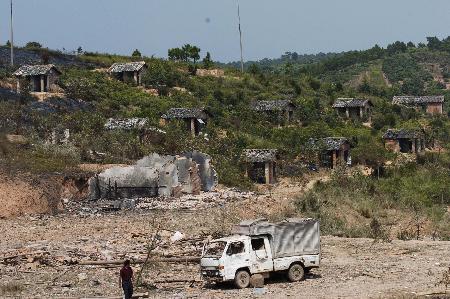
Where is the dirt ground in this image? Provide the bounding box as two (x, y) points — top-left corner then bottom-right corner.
(1, 211), (449, 298)
(0, 173), (449, 298)
(0, 171), (63, 218)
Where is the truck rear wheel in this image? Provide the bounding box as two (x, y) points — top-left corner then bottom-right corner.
(287, 264), (305, 282)
(234, 270), (250, 289)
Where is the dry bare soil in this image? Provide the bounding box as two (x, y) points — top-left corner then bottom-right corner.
(0, 174), (449, 298)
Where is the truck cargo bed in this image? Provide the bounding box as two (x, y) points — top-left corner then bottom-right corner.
(233, 218), (320, 258)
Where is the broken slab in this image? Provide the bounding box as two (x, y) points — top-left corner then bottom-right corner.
(184, 151), (217, 192)
(136, 153), (175, 169)
(174, 157), (201, 195)
(158, 162), (179, 197)
(91, 166), (158, 200)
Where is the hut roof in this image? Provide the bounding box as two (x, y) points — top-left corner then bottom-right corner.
(242, 149), (278, 163)
(108, 61), (146, 73)
(332, 98), (372, 108)
(13, 64), (60, 77)
(383, 129), (422, 140)
(392, 96), (444, 105)
(161, 108), (208, 120)
(307, 137), (349, 151)
(251, 100), (295, 111)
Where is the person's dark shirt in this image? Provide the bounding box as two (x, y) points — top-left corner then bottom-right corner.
(120, 265), (133, 282)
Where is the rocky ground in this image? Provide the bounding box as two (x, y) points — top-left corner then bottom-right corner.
(1, 174), (449, 298)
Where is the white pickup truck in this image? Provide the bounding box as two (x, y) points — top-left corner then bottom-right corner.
(200, 218), (320, 288)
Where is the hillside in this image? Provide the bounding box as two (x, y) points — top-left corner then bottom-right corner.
(233, 37), (450, 107)
(0, 37), (449, 242)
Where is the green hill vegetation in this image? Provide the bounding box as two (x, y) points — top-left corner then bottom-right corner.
(0, 36), (449, 239)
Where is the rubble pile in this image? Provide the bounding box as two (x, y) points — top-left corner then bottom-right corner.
(136, 188), (256, 210)
(66, 187), (258, 213)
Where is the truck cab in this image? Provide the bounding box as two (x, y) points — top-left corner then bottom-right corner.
(200, 218), (321, 288)
(201, 235), (274, 284)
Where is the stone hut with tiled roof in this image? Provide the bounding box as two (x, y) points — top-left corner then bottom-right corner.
(307, 137), (351, 169)
(383, 129), (425, 154)
(332, 98), (373, 120)
(13, 64), (61, 93)
(251, 100), (296, 124)
(392, 96), (444, 115)
(108, 61), (147, 86)
(160, 108), (209, 136)
(242, 149), (278, 184)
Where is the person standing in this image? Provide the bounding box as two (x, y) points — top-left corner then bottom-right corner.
(119, 259), (133, 299)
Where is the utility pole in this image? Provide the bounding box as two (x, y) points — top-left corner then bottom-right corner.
(238, 4), (244, 73)
(10, 0), (14, 66)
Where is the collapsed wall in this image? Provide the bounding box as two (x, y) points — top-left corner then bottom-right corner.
(89, 151), (217, 200)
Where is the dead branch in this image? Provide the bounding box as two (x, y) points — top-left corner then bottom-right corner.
(78, 257), (200, 266)
(0, 251), (49, 261)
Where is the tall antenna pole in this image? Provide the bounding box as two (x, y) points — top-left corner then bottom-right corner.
(10, 0), (14, 66)
(238, 4), (244, 73)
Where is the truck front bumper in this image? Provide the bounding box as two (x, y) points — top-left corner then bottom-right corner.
(201, 269), (224, 282)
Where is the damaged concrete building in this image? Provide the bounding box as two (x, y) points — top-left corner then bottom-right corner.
(243, 149), (278, 184)
(13, 64), (61, 93)
(108, 61), (147, 86)
(307, 137), (351, 169)
(251, 100), (296, 124)
(383, 129), (425, 154)
(160, 108), (209, 136)
(332, 98), (373, 120)
(89, 151), (217, 200)
(392, 96), (445, 115)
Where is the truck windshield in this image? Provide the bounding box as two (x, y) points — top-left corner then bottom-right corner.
(204, 241), (227, 257)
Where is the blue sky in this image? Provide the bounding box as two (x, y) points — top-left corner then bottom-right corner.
(0, 0), (449, 62)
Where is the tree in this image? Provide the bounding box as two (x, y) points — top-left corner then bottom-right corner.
(189, 46), (201, 64)
(202, 52), (214, 69)
(417, 42), (426, 48)
(426, 36), (442, 51)
(168, 47), (184, 61)
(168, 44), (201, 63)
(352, 137), (389, 179)
(141, 60), (185, 93)
(25, 41), (42, 49)
(386, 41), (407, 55)
(5, 40), (10, 47)
(402, 76), (425, 95)
(132, 49), (142, 58)
(181, 44), (192, 62)
(407, 41), (415, 48)
(77, 46), (83, 55)
(248, 63), (261, 75)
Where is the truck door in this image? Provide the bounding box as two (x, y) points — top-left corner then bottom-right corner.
(250, 237), (273, 273)
(224, 241), (249, 280)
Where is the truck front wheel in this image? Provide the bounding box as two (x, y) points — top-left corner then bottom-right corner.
(287, 264), (305, 282)
(234, 270), (250, 289)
